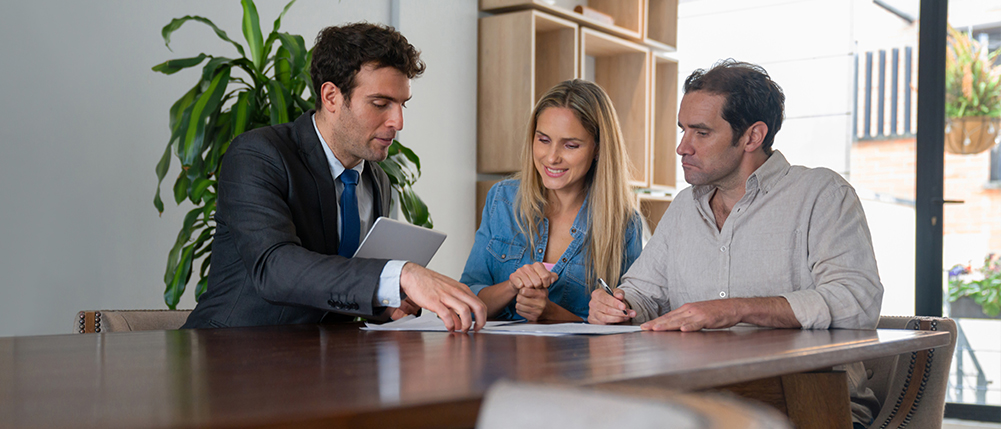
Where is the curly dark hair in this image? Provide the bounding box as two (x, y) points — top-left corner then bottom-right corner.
(310, 22), (426, 110)
(683, 59), (785, 154)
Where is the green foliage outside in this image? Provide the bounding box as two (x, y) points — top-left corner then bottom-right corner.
(948, 254), (1001, 317)
(946, 25), (1001, 119)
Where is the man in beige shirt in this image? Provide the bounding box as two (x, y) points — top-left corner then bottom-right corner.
(589, 59), (883, 425)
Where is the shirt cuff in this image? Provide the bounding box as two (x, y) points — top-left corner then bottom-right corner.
(374, 260), (407, 308)
(780, 290), (832, 330)
(467, 283), (490, 296)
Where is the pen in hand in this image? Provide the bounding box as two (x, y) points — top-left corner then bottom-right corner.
(598, 278), (628, 316)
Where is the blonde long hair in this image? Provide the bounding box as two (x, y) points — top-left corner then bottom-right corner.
(515, 79), (636, 290)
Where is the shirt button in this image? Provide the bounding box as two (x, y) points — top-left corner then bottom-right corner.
(719, 291), (727, 298)
(562, 257), (567, 263)
(571, 228), (576, 234)
(720, 246), (727, 252)
(538, 249), (543, 253)
(382, 299), (389, 305)
(501, 254), (506, 259)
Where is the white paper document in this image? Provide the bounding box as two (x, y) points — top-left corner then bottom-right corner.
(479, 322), (641, 336)
(361, 313), (519, 332)
(362, 313), (641, 336)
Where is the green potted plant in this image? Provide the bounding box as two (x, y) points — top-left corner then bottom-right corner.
(947, 254), (1001, 318)
(152, 0), (432, 309)
(945, 25), (1001, 154)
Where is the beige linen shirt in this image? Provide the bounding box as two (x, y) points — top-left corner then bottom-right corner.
(619, 151), (883, 423)
(621, 151), (883, 328)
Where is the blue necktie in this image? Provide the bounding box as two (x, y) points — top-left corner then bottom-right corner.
(338, 169), (360, 257)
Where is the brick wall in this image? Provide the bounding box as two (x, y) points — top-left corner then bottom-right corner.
(850, 138), (1001, 252)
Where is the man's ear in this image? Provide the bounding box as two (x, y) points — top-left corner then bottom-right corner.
(319, 82), (342, 114)
(741, 121), (768, 153)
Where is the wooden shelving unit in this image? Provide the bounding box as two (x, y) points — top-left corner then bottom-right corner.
(478, 10), (578, 174)
(477, 0), (680, 230)
(581, 28), (650, 187)
(650, 52), (678, 190)
(481, 0), (645, 41)
(645, 0), (679, 51)
(637, 194), (672, 234)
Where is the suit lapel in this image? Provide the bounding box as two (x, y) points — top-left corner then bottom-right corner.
(364, 160), (386, 219)
(293, 110), (341, 254)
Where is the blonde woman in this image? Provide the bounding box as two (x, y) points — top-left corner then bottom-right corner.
(460, 79), (642, 321)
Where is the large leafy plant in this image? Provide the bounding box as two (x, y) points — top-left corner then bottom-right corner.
(946, 25), (1001, 119)
(153, 0), (431, 309)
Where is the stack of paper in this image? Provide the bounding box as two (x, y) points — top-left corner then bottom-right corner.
(362, 313), (641, 336)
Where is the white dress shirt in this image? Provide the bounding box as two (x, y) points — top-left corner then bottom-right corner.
(313, 114), (405, 308)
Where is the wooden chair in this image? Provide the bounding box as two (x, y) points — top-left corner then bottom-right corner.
(75, 310), (192, 333)
(476, 381), (792, 429)
(864, 316), (957, 429)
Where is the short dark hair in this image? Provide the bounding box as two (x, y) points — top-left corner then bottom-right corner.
(310, 22), (426, 110)
(683, 59), (785, 154)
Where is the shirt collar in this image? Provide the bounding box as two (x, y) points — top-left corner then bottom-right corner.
(312, 113), (365, 179)
(690, 150), (790, 200)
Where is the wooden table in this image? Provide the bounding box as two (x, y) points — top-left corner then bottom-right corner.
(0, 324), (949, 428)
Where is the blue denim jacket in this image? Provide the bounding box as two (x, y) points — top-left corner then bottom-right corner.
(460, 180), (643, 320)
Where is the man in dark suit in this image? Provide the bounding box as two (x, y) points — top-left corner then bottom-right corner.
(182, 23), (486, 332)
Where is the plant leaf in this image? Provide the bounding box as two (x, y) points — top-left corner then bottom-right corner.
(164, 244), (195, 309)
(266, 80), (291, 125)
(400, 185), (432, 228)
(152, 53), (208, 75)
(191, 177), (214, 203)
(168, 85), (201, 154)
(261, 0), (298, 62)
(181, 67), (231, 166)
(160, 15), (246, 58)
(377, 159), (404, 186)
(231, 90), (255, 139)
(241, 0), (265, 71)
(392, 140), (422, 171)
(173, 173), (191, 205)
(277, 33), (307, 77)
(164, 208), (202, 286)
(275, 45), (293, 88)
(200, 57), (234, 87)
(194, 276), (209, 302)
(154, 142), (173, 213)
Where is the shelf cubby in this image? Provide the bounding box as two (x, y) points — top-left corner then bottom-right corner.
(478, 10), (578, 174)
(637, 194), (672, 234)
(650, 52), (678, 190)
(480, 0), (645, 41)
(645, 0), (679, 51)
(580, 27), (650, 187)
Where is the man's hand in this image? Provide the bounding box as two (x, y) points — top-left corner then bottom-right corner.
(515, 287), (549, 322)
(399, 263), (487, 332)
(389, 297), (420, 320)
(587, 288), (635, 325)
(640, 299), (740, 331)
(640, 297), (800, 331)
(509, 262), (558, 290)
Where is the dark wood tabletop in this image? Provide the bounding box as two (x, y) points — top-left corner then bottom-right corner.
(0, 323), (949, 429)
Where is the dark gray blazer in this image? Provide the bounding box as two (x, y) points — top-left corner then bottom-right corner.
(182, 110), (393, 329)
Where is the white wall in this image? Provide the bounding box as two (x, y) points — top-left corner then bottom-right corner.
(0, 0), (478, 337)
(677, 0), (856, 176)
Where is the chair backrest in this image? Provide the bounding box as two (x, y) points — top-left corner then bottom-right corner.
(476, 381), (792, 429)
(75, 310), (192, 333)
(863, 316), (957, 429)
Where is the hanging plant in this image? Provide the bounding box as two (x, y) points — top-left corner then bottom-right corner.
(945, 25), (1001, 154)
